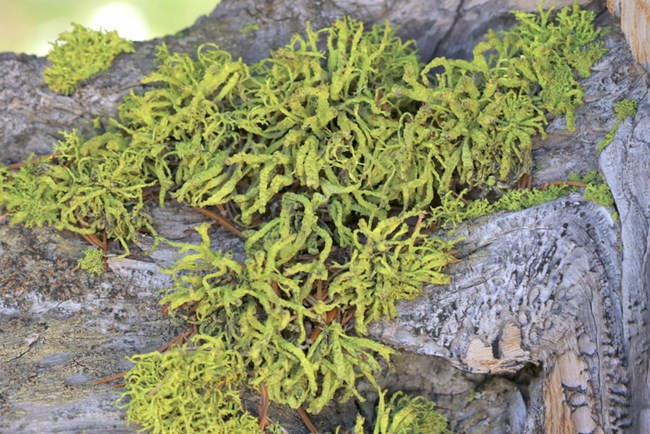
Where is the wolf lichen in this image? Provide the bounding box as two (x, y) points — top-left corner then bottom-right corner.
(360, 391), (450, 434)
(43, 23), (134, 95)
(0, 130), (155, 253)
(431, 171), (618, 231)
(119, 334), (263, 434)
(77, 247), (106, 276)
(0, 3), (609, 433)
(597, 98), (638, 151)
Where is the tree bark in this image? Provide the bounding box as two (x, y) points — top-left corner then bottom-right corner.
(1, 1), (648, 433)
(607, 0), (650, 72)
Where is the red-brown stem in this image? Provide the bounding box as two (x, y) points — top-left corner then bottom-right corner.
(341, 308), (355, 326)
(81, 233), (104, 249)
(102, 232), (108, 272)
(193, 207), (243, 239)
(539, 180), (587, 190)
(161, 300), (199, 315)
(93, 370), (128, 386)
(156, 327), (195, 354)
(271, 280), (280, 298)
(6, 151), (62, 171)
(297, 408), (318, 434)
(308, 308), (339, 344)
(517, 173), (533, 190)
(258, 383), (270, 432)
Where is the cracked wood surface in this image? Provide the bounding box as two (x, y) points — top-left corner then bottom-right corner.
(1, 1), (649, 433)
(369, 197), (626, 432)
(607, 0), (650, 72)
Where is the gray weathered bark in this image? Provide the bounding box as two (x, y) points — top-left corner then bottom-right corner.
(2, 1), (649, 433)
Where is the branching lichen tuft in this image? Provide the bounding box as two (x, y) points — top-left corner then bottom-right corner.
(430, 170), (618, 230)
(359, 391), (450, 434)
(43, 23), (134, 95)
(119, 334), (261, 434)
(0, 130), (156, 253)
(0, 3), (609, 433)
(597, 98), (638, 151)
(77, 247), (105, 276)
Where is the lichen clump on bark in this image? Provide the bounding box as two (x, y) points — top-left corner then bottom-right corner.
(597, 98), (638, 150)
(76, 247), (106, 276)
(0, 3), (609, 433)
(42, 23), (134, 95)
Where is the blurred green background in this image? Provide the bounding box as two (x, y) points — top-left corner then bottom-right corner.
(0, 0), (220, 55)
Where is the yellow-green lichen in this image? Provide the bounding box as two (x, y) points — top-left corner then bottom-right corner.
(43, 23), (134, 95)
(119, 334), (261, 434)
(571, 171), (618, 220)
(431, 170), (618, 230)
(240, 23), (260, 34)
(77, 247), (105, 276)
(0, 3), (609, 433)
(597, 98), (638, 151)
(0, 130), (156, 253)
(360, 391), (450, 434)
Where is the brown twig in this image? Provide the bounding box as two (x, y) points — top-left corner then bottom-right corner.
(93, 327), (196, 387)
(258, 383), (270, 432)
(411, 214), (425, 238)
(307, 308), (339, 345)
(271, 280), (281, 298)
(538, 180), (587, 190)
(93, 370), (129, 386)
(297, 407), (318, 434)
(341, 308), (355, 326)
(315, 280), (324, 302)
(193, 207), (243, 239)
(517, 173), (533, 190)
(81, 233), (104, 249)
(155, 327), (195, 354)
(6, 151), (62, 171)
(162, 300), (199, 316)
(101, 232), (108, 272)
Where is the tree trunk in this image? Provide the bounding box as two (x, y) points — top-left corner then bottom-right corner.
(1, 1), (648, 433)
(607, 0), (650, 72)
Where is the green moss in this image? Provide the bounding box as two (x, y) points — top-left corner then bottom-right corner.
(429, 184), (578, 230)
(43, 23), (134, 95)
(77, 247), (105, 276)
(584, 183), (615, 209)
(597, 98), (638, 151)
(0, 3), (609, 433)
(494, 184), (578, 212)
